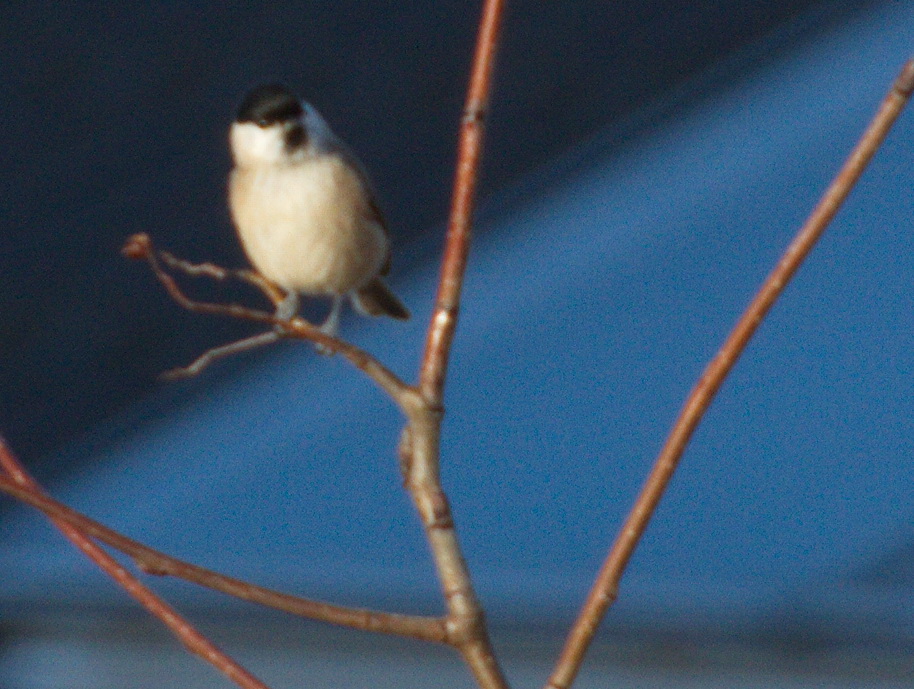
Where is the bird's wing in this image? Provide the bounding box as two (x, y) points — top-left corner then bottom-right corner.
(330, 141), (394, 276)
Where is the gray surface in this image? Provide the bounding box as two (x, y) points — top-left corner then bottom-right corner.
(1, 612), (913, 689)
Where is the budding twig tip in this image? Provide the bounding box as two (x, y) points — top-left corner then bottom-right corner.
(121, 233), (152, 260)
(894, 59), (914, 98)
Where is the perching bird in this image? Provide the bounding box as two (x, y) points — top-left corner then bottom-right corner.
(228, 83), (409, 339)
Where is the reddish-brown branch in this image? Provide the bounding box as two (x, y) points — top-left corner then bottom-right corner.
(124, 234), (285, 307)
(0, 437), (272, 689)
(124, 233), (413, 405)
(0, 472), (448, 643)
(405, 1), (510, 688)
(418, 0), (505, 408)
(546, 59), (914, 689)
(124, 233), (283, 327)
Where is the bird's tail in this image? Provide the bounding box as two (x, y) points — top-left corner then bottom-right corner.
(352, 278), (410, 320)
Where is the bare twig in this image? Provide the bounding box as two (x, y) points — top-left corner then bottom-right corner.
(124, 233), (282, 327)
(123, 234), (285, 306)
(404, 1), (510, 688)
(0, 437), (272, 689)
(124, 233), (412, 404)
(0, 472), (448, 643)
(545, 58), (914, 689)
(162, 331), (283, 379)
(418, 0), (504, 408)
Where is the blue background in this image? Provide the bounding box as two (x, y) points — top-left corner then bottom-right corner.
(0, 0), (912, 659)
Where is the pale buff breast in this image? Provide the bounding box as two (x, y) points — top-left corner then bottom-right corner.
(229, 155), (389, 295)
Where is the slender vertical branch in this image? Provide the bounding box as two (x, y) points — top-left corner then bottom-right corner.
(0, 437), (272, 689)
(419, 0), (506, 407)
(545, 59), (914, 689)
(405, 1), (510, 688)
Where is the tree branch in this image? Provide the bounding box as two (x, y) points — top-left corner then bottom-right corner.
(0, 471), (448, 643)
(0, 437), (272, 689)
(418, 0), (505, 408)
(124, 233), (413, 405)
(119, 3), (513, 686)
(545, 58), (914, 689)
(405, 1), (510, 688)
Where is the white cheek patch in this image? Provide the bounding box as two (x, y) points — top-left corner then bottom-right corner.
(230, 122), (287, 166)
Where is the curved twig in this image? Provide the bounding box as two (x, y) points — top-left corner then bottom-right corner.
(546, 59), (914, 689)
(124, 233), (413, 405)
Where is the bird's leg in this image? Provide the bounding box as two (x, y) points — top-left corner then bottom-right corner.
(275, 291), (341, 355)
(319, 296), (343, 338)
(314, 296), (343, 355)
(275, 290), (300, 322)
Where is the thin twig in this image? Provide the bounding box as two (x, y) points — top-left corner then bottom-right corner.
(124, 233), (282, 327)
(404, 1), (510, 688)
(124, 233), (413, 405)
(124, 234), (286, 306)
(0, 472), (448, 643)
(162, 331), (283, 379)
(545, 58), (914, 689)
(0, 437), (272, 689)
(418, 0), (504, 408)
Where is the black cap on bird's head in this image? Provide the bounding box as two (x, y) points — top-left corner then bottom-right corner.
(236, 84), (304, 126)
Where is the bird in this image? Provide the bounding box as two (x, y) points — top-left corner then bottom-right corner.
(228, 83), (409, 341)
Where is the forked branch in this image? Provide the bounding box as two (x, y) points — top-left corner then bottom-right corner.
(116, 6), (512, 688)
(402, 1), (510, 688)
(545, 58), (914, 689)
(123, 232), (413, 406)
